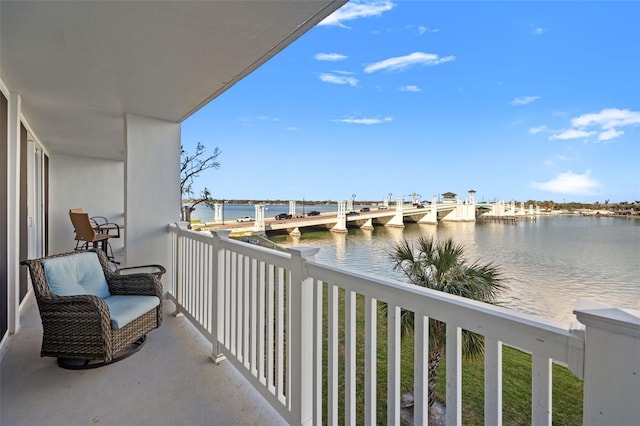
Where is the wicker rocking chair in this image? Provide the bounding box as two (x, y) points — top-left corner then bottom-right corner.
(21, 249), (164, 369)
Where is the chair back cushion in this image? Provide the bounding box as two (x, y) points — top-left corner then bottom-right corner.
(42, 252), (110, 298)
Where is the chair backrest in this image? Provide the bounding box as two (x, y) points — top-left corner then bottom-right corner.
(21, 249), (114, 302)
(69, 211), (97, 242)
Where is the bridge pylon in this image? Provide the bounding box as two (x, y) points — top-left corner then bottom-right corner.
(331, 201), (348, 233)
(254, 204), (266, 232)
(361, 218), (374, 230)
(418, 195), (438, 224)
(442, 195), (476, 222)
(385, 198), (405, 228)
(214, 203), (223, 222)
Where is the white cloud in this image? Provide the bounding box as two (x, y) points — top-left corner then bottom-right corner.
(598, 129), (623, 141)
(319, 1), (395, 27)
(571, 108), (640, 130)
(335, 116), (393, 125)
(400, 85), (422, 92)
(550, 129), (597, 140)
(529, 125), (548, 134)
(510, 96), (540, 106)
(531, 170), (601, 195)
(547, 108), (640, 142)
(364, 52), (455, 73)
(319, 73), (358, 87)
(532, 27), (547, 35)
(315, 53), (347, 62)
(417, 26), (427, 35)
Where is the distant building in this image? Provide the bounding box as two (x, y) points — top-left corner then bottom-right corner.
(442, 192), (457, 203)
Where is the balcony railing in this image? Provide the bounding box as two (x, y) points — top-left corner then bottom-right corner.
(167, 224), (640, 426)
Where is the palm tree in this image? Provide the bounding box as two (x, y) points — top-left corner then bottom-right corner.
(387, 236), (505, 408)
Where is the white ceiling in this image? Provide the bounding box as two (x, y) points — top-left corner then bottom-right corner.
(1, 0), (346, 160)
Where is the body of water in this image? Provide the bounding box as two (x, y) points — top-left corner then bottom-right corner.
(193, 204), (640, 326)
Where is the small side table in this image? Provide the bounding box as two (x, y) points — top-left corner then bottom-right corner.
(115, 264), (166, 280)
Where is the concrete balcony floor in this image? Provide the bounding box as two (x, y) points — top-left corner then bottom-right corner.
(1, 293), (287, 426)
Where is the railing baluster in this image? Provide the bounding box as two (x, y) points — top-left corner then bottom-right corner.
(313, 280), (324, 425)
(446, 325), (462, 426)
(242, 254), (248, 364)
(236, 253), (243, 362)
(258, 260), (266, 384)
(364, 296), (377, 426)
(250, 258), (257, 375)
(532, 354), (552, 426)
(198, 241), (204, 326)
(327, 283), (339, 425)
(414, 313), (429, 426)
(276, 267), (285, 402)
(228, 250), (233, 349)
(230, 252), (237, 356)
(388, 304), (401, 426)
(484, 337), (502, 425)
(267, 263), (275, 393)
(211, 232), (225, 362)
(345, 290), (356, 425)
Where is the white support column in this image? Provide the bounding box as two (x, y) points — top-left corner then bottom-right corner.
(288, 246), (321, 426)
(574, 299), (640, 426)
(289, 200), (296, 217)
(385, 197), (404, 228)
(211, 229), (231, 363)
(331, 201), (347, 233)
(124, 114), (180, 274)
(254, 204), (265, 232)
(7, 93), (21, 333)
(383, 196), (389, 207)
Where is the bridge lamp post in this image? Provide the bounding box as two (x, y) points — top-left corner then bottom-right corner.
(352, 193), (356, 211)
(388, 192), (392, 207)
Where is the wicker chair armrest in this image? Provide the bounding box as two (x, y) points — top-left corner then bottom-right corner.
(38, 295), (111, 334)
(107, 273), (162, 297)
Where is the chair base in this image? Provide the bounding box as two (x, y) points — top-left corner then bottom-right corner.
(57, 335), (147, 370)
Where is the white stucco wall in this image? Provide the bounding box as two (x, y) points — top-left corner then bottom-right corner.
(124, 114), (180, 271)
(49, 154), (124, 254)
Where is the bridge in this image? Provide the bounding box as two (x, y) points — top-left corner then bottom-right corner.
(200, 195), (540, 236)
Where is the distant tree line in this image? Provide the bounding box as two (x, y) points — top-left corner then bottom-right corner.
(526, 200), (640, 213)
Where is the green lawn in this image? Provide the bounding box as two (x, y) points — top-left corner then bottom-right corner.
(320, 289), (583, 425)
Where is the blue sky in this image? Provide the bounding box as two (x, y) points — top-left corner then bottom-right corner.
(182, 0), (640, 204)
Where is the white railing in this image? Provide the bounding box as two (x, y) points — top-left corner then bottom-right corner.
(167, 224), (640, 426)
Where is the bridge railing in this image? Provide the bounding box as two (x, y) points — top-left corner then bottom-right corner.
(167, 224), (640, 425)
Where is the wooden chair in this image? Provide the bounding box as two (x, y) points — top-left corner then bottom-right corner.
(69, 210), (110, 250)
(69, 207), (121, 238)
